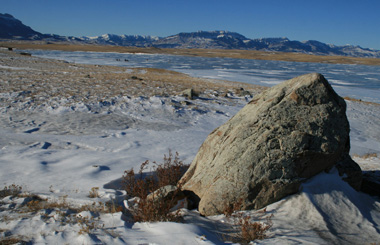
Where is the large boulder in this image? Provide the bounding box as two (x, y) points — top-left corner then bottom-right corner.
(180, 73), (362, 216)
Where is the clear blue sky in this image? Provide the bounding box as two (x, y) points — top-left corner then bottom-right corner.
(2, 0), (380, 50)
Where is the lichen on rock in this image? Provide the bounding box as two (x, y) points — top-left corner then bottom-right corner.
(180, 73), (362, 216)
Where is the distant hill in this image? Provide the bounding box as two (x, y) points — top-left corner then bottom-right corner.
(151, 31), (249, 49)
(79, 34), (160, 47)
(1, 13), (380, 58)
(0, 13), (43, 39)
(152, 31), (380, 58)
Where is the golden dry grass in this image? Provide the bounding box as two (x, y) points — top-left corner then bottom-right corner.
(3, 49), (380, 108)
(0, 50), (264, 107)
(352, 152), (378, 159)
(0, 184), (121, 241)
(2, 41), (380, 66)
(344, 97), (380, 106)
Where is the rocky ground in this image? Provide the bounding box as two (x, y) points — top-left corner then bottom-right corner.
(0, 49), (265, 136)
(0, 49), (267, 244)
(0, 49), (264, 109)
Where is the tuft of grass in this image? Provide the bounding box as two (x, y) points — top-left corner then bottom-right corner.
(122, 150), (189, 222)
(0, 236), (28, 245)
(0, 185), (122, 236)
(88, 187), (100, 198)
(76, 214), (104, 235)
(352, 152), (378, 159)
(343, 97), (380, 106)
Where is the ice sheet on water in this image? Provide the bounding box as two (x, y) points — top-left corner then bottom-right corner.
(27, 49), (380, 103)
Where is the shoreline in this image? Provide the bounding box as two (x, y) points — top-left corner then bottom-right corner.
(2, 41), (380, 66)
(0, 50), (265, 109)
(2, 49), (378, 107)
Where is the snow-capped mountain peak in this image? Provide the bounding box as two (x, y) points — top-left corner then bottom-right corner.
(1, 13), (380, 58)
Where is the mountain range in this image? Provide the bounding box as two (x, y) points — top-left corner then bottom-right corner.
(1, 13), (380, 58)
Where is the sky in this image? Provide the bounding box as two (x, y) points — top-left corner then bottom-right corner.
(2, 0), (380, 50)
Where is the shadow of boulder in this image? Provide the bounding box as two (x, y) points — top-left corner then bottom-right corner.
(361, 170), (380, 197)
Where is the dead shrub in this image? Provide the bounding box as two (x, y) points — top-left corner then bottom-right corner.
(223, 197), (244, 217)
(122, 150), (189, 222)
(155, 151), (188, 187)
(131, 190), (183, 223)
(0, 184), (22, 198)
(123, 160), (155, 199)
(226, 212), (273, 244)
(237, 214), (272, 242)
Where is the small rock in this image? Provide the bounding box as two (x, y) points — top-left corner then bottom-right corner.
(238, 90), (252, 97)
(180, 100), (192, 106)
(181, 88), (198, 100)
(19, 52), (32, 56)
(131, 76), (143, 81)
(146, 185), (185, 204)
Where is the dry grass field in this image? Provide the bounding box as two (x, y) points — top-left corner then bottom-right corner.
(0, 50), (264, 108)
(2, 41), (380, 66)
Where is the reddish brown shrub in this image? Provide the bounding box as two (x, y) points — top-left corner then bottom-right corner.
(237, 214), (272, 242)
(122, 150), (189, 222)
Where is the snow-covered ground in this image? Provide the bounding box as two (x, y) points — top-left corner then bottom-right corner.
(0, 50), (379, 244)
